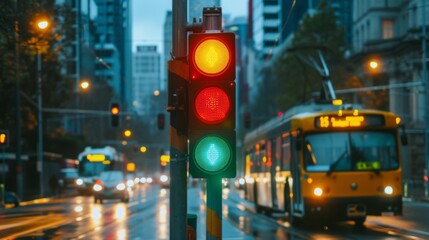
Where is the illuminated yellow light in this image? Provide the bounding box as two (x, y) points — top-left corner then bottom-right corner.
(396, 117), (401, 125)
(154, 90), (160, 96)
(0, 133), (6, 144)
(353, 109), (359, 116)
(307, 178), (313, 184)
(313, 187), (323, 197)
(140, 146), (147, 153)
(369, 60), (379, 69)
(160, 154), (170, 163)
(127, 162), (135, 172)
(122, 141), (127, 146)
(102, 160), (111, 165)
(320, 116), (330, 128)
(194, 39), (230, 75)
(124, 130), (132, 137)
(87, 154), (106, 162)
(111, 107), (119, 115)
(80, 81), (90, 90)
(332, 99), (343, 106)
(37, 20), (49, 30)
(262, 156), (267, 163)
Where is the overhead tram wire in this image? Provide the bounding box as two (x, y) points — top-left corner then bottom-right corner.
(265, 0), (296, 61)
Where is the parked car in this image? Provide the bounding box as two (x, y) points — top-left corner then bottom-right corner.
(60, 168), (79, 189)
(93, 171), (130, 204)
(4, 191), (20, 207)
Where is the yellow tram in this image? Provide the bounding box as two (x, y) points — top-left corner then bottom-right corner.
(243, 102), (407, 225)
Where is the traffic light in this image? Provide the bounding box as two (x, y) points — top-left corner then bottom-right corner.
(0, 130), (8, 147)
(188, 32), (236, 178)
(157, 113), (165, 130)
(110, 103), (120, 127)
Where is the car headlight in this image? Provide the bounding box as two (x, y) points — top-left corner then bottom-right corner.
(238, 178), (245, 185)
(313, 187), (323, 197)
(76, 179), (84, 185)
(140, 177), (147, 184)
(384, 186), (393, 195)
(127, 179), (134, 187)
(160, 175), (168, 183)
(116, 183), (126, 191)
(93, 184), (103, 192)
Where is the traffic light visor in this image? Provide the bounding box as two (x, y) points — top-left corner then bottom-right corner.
(195, 87), (230, 124)
(193, 38), (230, 76)
(195, 136), (231, 172)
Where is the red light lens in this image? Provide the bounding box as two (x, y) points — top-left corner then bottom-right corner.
(195, 87), (230, 124)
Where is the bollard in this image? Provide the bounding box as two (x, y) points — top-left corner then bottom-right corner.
(187, 214), (197, 240)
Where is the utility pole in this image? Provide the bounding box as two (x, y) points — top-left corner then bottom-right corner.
(422, 0), (429, 198)
(14, 0), (23, 198)
(169, 0), (188, 239)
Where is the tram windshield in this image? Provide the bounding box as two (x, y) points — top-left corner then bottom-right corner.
(304, 131), (398, 172)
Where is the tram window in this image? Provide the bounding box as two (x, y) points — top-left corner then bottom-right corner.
(282, 134), (291, 171)
(304, 131), (398, 172)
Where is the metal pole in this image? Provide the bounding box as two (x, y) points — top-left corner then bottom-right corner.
(422, 0), (429, 198)
(76, 0), (81, 134)
(37, 52), (44, 197)
(170, 1), (187, 240)
(206, 177), (222, 239)
(14, 0), (23, 198)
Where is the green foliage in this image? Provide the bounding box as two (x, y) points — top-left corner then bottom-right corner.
(250, 0), (352, 126)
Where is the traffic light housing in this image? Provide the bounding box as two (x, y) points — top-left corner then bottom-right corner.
(188, 32), (236, 178)
(157, 113), (165, 130)
(110, 103), (120, 127)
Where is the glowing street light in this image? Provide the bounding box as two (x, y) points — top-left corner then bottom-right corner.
(80, 80), (90, 90)
(369, 60), (379, 70)
(124, 130), (132, 137)
(37, 20), (49, 30)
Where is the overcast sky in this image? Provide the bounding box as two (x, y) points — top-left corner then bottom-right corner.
(131, 0), (248, 53)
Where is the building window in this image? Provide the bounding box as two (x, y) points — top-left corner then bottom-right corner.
(264, 0), (278, 6)
(382, 19), (394, 39)
(263, 13), (278, 19)
(264, 27), (278, 33)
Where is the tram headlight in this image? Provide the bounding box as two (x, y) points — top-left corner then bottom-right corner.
(384, 186), (393, 195)
(313, 187), (323, 197)
(93, 184), (103, 192)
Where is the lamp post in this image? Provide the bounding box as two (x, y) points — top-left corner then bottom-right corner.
(36, 19), (49, 197)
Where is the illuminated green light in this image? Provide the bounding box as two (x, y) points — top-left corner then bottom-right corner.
(195, 136), (231, 172)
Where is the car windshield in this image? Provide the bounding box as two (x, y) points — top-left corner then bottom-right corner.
(79, 162), (108, 177)
(304, 131), (398, 172)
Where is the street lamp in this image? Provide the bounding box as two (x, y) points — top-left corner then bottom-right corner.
(36, 18), (49, 197)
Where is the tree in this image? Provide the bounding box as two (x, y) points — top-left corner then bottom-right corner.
(250, 0), (353, 123)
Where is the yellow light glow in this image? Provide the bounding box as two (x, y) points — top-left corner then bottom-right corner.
(369, 60), (379, 69)
(127, 162), (135, 172)
(37, 20), (49, 30)
(80, 81), (90, 90)
(0, 133), (6, 144)
(307, 178), (313, 184)
(160, 154), (170, 163)
(140, 146), (147, 153)
(87, 154), (106, 162)
(102, 160), (111, 165)
(111, 107), (119, 115)
(154, 90), (160, 96)
(194, 39), (230, 75)
(332, 99), (343, 106)
(396, 117), (401, 125)
(124, 130), (132, 137)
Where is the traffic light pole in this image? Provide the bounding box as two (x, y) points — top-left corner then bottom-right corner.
(206, 177), (222, 239)
(169, 0), (188, 239)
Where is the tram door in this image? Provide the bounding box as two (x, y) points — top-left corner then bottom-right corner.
(291, 132), (303, 215)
